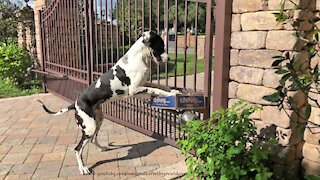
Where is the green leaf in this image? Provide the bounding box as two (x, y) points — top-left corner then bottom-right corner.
(263, 92), (280, 102)
(272, 59), (285, 67)
(305, 104), (311, 120)
(300, 125), (306, 140)
(280, 74), (291, 86)
(272, 56), (285, 59)
(275, 69), (289, 74)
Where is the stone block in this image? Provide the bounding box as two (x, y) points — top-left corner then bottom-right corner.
(273, 160), (300, 179)
(241, 11), (283, 31)
(228, 99), (240, 108)
(238, 50), (282, 68)
(308, 92), (320, 109)
(304, 122), (320, 145)
(229, 66), (264, 85)
(310, 53), (320, 69)
(268, 0), (313, 10)
(303, 143), (320, 164)
(309, 107), (320, 125)
(228, 81), (239, 99)
(230, 49), (239, 66)
(276, 126), (301, 146)
(231, 31), (267, 49)
(263, 69), (282, 89)
(237, 84), (277, 105)
(261, 106), (297, 128)
(302, 158), (320, 175)
(266, 31), (297, 50)
(233, 0), (265, 13)
(232, 14), (241, 32)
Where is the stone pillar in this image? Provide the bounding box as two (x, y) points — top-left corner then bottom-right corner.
(17, 21), (27, 48)
(229, 0), (315, 178)
(34, 0), (46, 67)
(298, 1), (320, 175)
(16, 6), (37, 64)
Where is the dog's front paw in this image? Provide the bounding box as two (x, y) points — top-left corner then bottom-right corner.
(79, 166), (91, 175)
(167, 89), (182, 96)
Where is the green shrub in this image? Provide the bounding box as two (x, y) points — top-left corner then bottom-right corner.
(177, 100), (275, 180)
(0, 78), (42, 98)
(0, 42), (33, 85)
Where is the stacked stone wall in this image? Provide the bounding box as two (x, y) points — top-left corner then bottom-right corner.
(230, 0), (320, 178)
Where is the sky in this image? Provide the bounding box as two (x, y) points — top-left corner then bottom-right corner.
(11, 0), (34, 8)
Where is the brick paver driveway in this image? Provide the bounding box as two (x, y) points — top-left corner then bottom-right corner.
(0, 93), (187, 180)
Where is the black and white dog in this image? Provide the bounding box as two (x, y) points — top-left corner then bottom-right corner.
(38, 31), (179, 175)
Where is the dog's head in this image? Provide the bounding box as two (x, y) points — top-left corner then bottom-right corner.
(142, 31), (169, 64)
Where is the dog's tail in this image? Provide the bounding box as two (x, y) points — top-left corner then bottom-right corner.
(37, 99), (75, 116)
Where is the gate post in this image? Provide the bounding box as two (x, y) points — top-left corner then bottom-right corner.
(203, 0), (215, 119)
(212, 0), (232, 113)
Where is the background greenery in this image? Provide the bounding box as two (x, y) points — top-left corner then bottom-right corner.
(110, 0), (207, 44)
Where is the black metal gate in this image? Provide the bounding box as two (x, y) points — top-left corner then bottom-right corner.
(38, 0), (231, 146)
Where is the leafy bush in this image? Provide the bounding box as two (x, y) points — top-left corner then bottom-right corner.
(0, 78), (42, 98)
(177, 100), (275, 180)
(0, 42), (33, 85)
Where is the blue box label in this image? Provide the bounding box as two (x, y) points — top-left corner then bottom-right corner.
(151, 95), (205, 109)
(177, 96), (204, 108)
(151, 96), (176, 108)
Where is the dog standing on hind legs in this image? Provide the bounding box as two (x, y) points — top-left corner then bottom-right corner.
(38, 31), (180, 175)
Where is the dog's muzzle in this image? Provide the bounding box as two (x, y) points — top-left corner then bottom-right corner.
(152, 52), (169, 65)
(160, 53), (169, 63)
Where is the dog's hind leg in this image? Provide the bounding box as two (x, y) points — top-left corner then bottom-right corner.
(91, 105), (110, 151)
(74, 109), (97, 175)
(75, 131), (91, 175)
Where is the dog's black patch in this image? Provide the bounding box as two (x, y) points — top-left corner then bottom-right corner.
(115, 65), (131, 86)
(115, 89), (125, 95)
(75, 130), (90, 151)
(75, 112), (86, 129)
(136, 89), (148, 94)
(77, 69), (115, 117)
(143, 31), (166, 62)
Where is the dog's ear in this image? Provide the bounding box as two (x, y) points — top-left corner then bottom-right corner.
(142, 31), (156, 45)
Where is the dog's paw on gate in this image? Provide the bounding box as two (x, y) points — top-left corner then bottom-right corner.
(169, 89), (183, 96)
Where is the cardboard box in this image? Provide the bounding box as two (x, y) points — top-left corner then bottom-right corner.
(151, 95), (205, 110)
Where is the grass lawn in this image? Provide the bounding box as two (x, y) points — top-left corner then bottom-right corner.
(153, 53), (214, 79)
(0, 79), (43, 98)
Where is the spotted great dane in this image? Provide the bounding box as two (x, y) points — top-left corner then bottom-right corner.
(38, 31), (180, 175)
